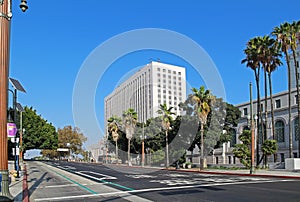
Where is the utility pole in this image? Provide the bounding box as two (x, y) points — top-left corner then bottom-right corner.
(0, 1), (28, 200)
(0, 0), (13, 200)
(250, 82), (255, 174)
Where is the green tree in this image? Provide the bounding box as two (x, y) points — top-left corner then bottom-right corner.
(58, 126), (87, 159)
(261, 140), (278, 164)
(123, 108), (137, 165)
(157, 103), (175, 168)
(233, 130), (251, 168)
(191, 86), (214, 169)
(272, 22), (293, 158)
(22, 106), (58, 155)
(107, 116), (122, 161)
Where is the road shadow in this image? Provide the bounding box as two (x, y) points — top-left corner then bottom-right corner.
(28, 171), (48, 197)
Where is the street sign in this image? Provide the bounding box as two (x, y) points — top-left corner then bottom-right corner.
(7, 122), (17, 137)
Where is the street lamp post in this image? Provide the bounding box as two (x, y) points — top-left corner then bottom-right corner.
(249, 82), (256, 174)
(0, 1), (28, 200)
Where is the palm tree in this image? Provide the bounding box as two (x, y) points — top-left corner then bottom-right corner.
(107, 116), (121, 163)
(272, 22), (293, 158)
(290, 20), (300, 156)
(123, 108), (137, 166)
(259, 36), (282, 164)
(242, 37), (264, 166)
(191, 86), (214, 170)
(157, 103), (175, 168)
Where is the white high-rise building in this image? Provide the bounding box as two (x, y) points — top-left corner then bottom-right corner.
(104, 61), (186, 128)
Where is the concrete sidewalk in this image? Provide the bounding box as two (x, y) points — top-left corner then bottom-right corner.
(8, 161), (24, 202)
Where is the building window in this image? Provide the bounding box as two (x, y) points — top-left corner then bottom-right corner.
(163, 74), (166, 78)
(157, 68), (160, 71)
(230, 129), (237, 146)
(295, 95), (299, 105)
(173, 71), (176, 74)
(168, 70), (171, 73)
(258, 124), (266, 144)
(294, 117), (299, 141)
(275, 99), (281, 108)
(157, 73), (160, 77)
(275, 120), (285, 142)
(260, 104), (263, 112)
(243, 108), (248, 116)
(178, 72), (181, 75)
(163, 69), (166, 72)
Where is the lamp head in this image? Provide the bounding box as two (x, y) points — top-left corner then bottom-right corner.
(20, 0), (28, 12)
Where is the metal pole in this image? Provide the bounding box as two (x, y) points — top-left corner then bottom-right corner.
(250, 82), (255, 174)
(0, 0), (13, 200)
(19, 112), (23, 163)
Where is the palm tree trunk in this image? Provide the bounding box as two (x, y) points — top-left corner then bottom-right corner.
(268, 72), (276, 162)
(285, 49), (293, 158)
(165, 130), (169, 168)
(116, 139), (118, 164)
(292, 50), (300, 157)
(128, 139), (131, 166)
(264, 66), (268, 168)
(200, 123), (204, 170)
(254, 69), (261, 166)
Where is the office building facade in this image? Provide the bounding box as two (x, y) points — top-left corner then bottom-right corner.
(104, 61), (186, 130)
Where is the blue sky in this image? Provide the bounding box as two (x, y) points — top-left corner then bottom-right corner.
(8, 0), (300, 147)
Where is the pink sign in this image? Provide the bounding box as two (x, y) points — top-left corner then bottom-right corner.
(7, 123), (17, 137)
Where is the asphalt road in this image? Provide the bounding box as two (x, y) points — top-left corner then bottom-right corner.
(27, 161), (300, 202)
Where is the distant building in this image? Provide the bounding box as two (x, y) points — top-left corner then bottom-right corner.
(104, 61), (187, 129)
(235, 88), (300, 162)
(89, 139), (106, 163)
(208, 88), (300, 167)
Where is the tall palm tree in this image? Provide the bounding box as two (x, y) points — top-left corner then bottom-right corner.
(267, 52), (283, 143)
(123, 108), (137, 166)
(157, 103), (175, 168)
(290, 20), (300, 156)
(107, 116), (121, 163)
(242, 37), (263, 166)
(259, 36), (283, 163)
(272, 22), (293, 158)
(191, 86), (214, 170)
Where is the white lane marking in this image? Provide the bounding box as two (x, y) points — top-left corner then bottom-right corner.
(34, 179), (295, 201)
(34, 184), (90, 189)
(75, 171), (117, 180)
(126, 174), (156, 179)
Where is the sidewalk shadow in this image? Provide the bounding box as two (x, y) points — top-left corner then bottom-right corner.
(28, 172), (48, 197)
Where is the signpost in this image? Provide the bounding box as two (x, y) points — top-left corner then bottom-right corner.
(7, 123), (17, 137)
